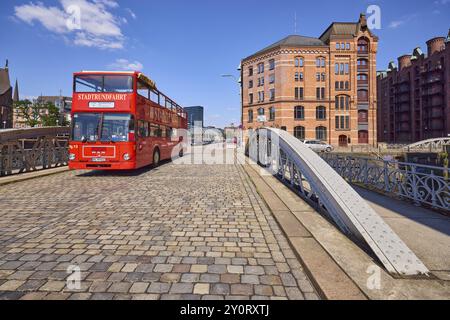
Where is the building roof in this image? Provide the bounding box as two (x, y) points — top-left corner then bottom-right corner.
(319, 14), (378, 43)
(0, 67), (11, 96)
(13, 79), (19, 102)
(243, 35), (326, 61)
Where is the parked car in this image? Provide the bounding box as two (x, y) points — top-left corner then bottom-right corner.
(303, 140), (334, 153)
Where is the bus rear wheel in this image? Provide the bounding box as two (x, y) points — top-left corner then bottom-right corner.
(152, 149), (160, 168)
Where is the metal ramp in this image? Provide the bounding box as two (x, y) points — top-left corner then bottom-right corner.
(249, 128), (429, 276)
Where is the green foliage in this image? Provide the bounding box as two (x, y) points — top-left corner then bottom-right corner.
(13, 99), (65, 127)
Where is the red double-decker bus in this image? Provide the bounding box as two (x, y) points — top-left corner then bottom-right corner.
(69, 71), (187, 170)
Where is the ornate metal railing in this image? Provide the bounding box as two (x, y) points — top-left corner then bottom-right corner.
(0, 127), (70, 176)
(249, 128), (429, 276)
(321, 153), (450, 212)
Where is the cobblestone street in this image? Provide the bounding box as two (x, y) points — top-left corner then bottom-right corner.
(0, 158), (319, 300)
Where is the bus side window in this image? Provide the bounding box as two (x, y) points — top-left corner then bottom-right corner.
(145, 122), (150, 137)
(167, 127), (172, 139)
(150, 125), (158, 137)
(138, 121), (145, 137)
(159, 95), (166, 108)
(160, 125), (167, 138)
(150, 90), (159, 104)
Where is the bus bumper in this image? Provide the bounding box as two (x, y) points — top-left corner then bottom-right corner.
(69, 161), (136, 170)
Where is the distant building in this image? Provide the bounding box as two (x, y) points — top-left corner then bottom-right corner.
(0, 60), (15, 129)
(224, 125), (240, 142)
(185, 106), (204, 129)
(37, 95), (72, 124)
(241, 14), (379, 147)
(13, 95), (72, 128)
(377, 30), (450, 143)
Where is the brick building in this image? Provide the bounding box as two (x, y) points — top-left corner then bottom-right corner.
(241, 14), (378, 147)
(377, 30), (450, 143)
(0, 60), (15, 129)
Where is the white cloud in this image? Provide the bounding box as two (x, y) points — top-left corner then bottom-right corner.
(388, 14), (418, 29)
(126, 8), (136, 20)
(108, 59), (143, 71)
(14, 0), (125, 49)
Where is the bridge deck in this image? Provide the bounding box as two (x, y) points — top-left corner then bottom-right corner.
(0, 155), (319, 300)
(355, 186), (450, 281)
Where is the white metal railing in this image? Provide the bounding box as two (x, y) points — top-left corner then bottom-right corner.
(249, 128), (429, 276)
(321, 153), (450, 212)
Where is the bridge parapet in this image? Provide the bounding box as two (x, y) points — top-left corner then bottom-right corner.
(249, 128), (430, 276)
(0, 127), (69, 176)
(321, 153), (449, 213)
(404, 138), (450, 152)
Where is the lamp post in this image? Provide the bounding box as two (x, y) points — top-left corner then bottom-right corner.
(3, 121), (6, 129)
(221, 73), (243, 145)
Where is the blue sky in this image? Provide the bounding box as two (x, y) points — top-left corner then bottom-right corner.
(0, 0), (449, 128)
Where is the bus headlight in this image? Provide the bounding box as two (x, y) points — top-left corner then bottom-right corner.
(123, 153), (131, 161)
(69, 153), (76, 161)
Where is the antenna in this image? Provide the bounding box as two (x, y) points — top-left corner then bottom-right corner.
(294, 11), (297, 34)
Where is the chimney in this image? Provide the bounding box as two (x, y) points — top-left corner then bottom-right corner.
(398, 55), (412, 71)
(426, 37), (445, 56)
(5, 59), (8, 69)
(359, 13), (368, 30)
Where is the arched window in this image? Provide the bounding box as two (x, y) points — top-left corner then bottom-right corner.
(335, 95), (350, 110)
(294, 126), (305, 140)
(294, 106), (304, 120)
(295, 56), (304, 67)
(316, 56), (326, 68)
(248, 110), (253, 123)
(257, 108), (265, 116)
(316, 126), (327, 141)
(358, 38), (369, 53)
(316, 106), (326, 120)
(358, 110), (368, 123)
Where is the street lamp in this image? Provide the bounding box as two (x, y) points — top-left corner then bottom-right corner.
(3, 121), (6, 129)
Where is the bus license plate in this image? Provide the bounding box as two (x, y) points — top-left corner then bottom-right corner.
(92, 157), (106, 162)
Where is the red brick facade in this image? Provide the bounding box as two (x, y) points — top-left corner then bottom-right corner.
(241, 14), (378, 147)
(377, 30), (450, 143)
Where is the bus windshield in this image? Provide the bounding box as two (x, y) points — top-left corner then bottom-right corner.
(72, 113), (134, 142)
(74, 75), (134, 93)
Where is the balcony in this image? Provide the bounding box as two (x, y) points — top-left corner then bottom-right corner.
(357, 66), (369, 72)
(357, 80), (368, 86)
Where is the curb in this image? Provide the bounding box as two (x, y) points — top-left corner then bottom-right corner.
(0, 167), (70, 186)
(241, 162), (368, 300)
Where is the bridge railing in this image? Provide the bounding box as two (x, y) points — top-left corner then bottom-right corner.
(248, 128), (429, 276)
(321, 153), (450, 212)
(0, 127), (70, 177)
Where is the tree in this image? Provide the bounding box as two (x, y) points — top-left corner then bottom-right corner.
(13, 99), (63, 128)
(41, 102), (61, 127)
(14, 99), (43, 127)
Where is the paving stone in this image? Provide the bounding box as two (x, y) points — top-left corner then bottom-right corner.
(108, 282), (132, 293)
(241, 275), (260, 285)
(181, 273), (200, 283)
(208, 265), (227, 274)
(0, 155), (319, 301)
(210, 283), (230, 295)
(193, 283), (210, 295)
(245, 266), (265, 275)
(129, 282), (149, 294)
(286, 287), (305, 300)
(147, 282), (170, 294)
(199, 274), (220, 283)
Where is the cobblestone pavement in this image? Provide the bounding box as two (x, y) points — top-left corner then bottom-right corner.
(0, 152), (319, 300)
